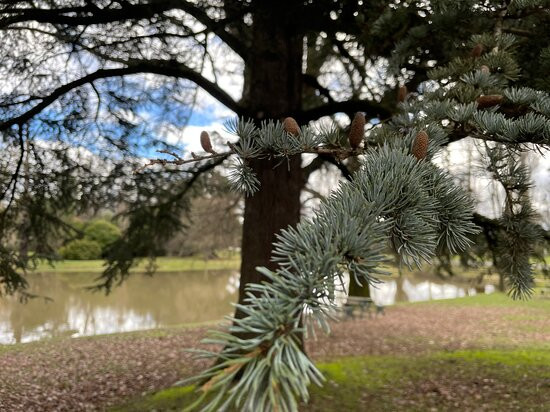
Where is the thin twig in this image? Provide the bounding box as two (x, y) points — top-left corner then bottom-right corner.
(135, 145), (370, 174)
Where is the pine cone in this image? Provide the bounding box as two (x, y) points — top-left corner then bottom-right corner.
(480, 65), (490, 74)
(476, 94), (503, 108)
(283, 117), (300, 136)
(397, 85), (408, 102)
(471, 43), (484, 57)
(412, 130), (429, 160)
(200, 131), (215, 153)
(348, 112), (366, 149)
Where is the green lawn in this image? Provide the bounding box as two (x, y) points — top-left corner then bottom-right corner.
(33, 255), (241, 273)
(111, 293), (550, 411)
(112, 349), (550, 411)
(409, 290), (550, 310)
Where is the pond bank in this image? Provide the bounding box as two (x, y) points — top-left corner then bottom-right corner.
(0, 294), (548, 411)
(32, 255), (241, 273)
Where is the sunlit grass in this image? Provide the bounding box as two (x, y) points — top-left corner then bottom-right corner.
(33, 255), (241, 273)
(411, 291), (550, 310)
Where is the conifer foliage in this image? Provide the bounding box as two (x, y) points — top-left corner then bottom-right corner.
(179, 114), (480, 411)
(178, 2), (550, 407)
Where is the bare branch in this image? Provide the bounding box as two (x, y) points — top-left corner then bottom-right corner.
(1, 0), (248, 57)
(0, 125), (25, 223)
(0, 61), (244, 131)
(137, 145), (370, 174)
(298, 100), (392, 123)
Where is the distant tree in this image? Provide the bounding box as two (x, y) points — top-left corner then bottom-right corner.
(59, 238), (102, 260)
(164, 172), (241, 258)
(56, 218), (120, 259)
(84, 219), (121, 251)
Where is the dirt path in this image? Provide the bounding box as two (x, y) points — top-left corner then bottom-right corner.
(0, 303), (547, 411)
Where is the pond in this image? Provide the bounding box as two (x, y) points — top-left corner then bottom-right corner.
(0, 270), (494, 344)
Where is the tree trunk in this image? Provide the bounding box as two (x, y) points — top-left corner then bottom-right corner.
(235, 5), (305, 322)
(348, 276), (372, 299)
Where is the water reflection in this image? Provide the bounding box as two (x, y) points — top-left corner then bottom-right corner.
(0, 270), (494, 345)
(0, 271), (238, 344)
(369, 278), (494, 306)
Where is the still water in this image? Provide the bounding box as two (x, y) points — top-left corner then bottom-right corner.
(0, 271), (493, 344)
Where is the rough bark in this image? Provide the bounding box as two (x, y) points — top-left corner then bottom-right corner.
(235, 5), (305, 319)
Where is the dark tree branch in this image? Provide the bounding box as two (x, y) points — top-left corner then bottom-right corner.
(302, 153), (352, 181)
(302, 186), (326, 201)
(297, 100), (392, 123)
(0, 61), (244, 131)
(1, 1), (182, 27)
(446, 124), (549, 146)
(127, 59), (244, 114)
(175, 2), (248, 58)
(0, 125), (25, 224)
(302, 155), (326, 179)
(1, 0), (247, 58)
(331, 36), (368, 82)
(302, 74), (334, 103)
(502, 27), (535, 37)
(473, 212), (550, 242)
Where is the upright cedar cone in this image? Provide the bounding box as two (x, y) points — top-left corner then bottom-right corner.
(397, 85), (408, 102)
(200, 131), (215, 153)
(283, 117), (300, 136)
(471, 43), (484, 57)
(348, 112), (366, 149)
(412, 130), (429, 160)
(480, 65), (490, 74)
(477, 94), (503, 108)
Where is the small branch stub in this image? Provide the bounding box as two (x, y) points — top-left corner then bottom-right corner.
(200, 131), (216, 154)
(477, 94), (504, 108)
(348, 112), (366, 149)
(471, 43), (484, 57)
(397, 85), (408, 103)
(480, 65), (490, 74)
(412, 130), (429, 160)
(283, 117), (300, 136)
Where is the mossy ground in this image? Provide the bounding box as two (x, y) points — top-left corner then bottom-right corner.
(112, 293), (550, 412)
(112, 349), (550, 411)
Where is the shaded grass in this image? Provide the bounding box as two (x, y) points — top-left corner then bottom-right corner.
(112, 349), (550, 411)
(33, 255), (240, 273)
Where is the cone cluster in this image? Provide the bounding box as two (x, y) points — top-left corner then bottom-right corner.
(283, 117), (300, 136)
(476, 94), (503, 108)
(348, 112), (365, 149)
(412, 130), (429, 160)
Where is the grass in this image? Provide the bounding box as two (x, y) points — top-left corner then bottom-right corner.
(33, 255), (241, 273)
(110, 294), (550, 411)
(112, 349), (550, 411)
(411, 290), (550, 310)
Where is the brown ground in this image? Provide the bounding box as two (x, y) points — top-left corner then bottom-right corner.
(0, 304), (547, 411)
